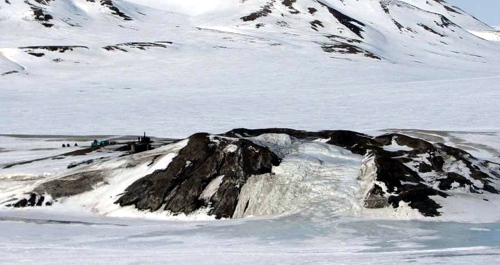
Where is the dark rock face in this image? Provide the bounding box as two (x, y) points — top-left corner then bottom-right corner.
(6, 128), (498, 219)
(34, 171), (105, 199)
(364, 184), (388, 208)
(438, 172), (473, 191)
(320, 43), (381, 60)
(8, 171), (105, 208)
(387, 184), (448, 217)
(116, 133), (281, 219)
(102, 42), (173, 52)
(10, 193), (47, 208)
(13, 198), (28, 208)
(241, 2), (274, 22)
(19, 46), (89, 53)
(31, 7), (54, 28)
(363, 133), (499, 216)
(317, 0), (365, 38)
(223, 129), (499, 217)
(100, 0), (132, 21)
(224, 128), (379, 155)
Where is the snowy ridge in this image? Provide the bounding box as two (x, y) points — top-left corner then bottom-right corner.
(0, 0), (499, 70)
(1, 129), (499, 223)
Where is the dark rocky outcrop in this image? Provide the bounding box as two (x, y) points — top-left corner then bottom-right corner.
(34, 170), (105, 199)
(317, 0), (365, 38)
(224, 128), (378, 155)
(387, 184), (448, 217)
(19, 46), (89, 52)
(99, 0), (132, 21)
(7, 170), (105, 208)
(9, 193), (48, 208)
(19, 46), (89, 58)
(116, 133), (281, 219)
(5, 128), (498, 219)
(364, 184), (388, 208)
(241, 1), (275, 22)
(282, 0), (300, 14)
(103, 42), (173, 52)
(320, 41), (381, 59)
(223, 129), (499, 217)
(362, 133), (499, 216)
(31, 7), (53, 28)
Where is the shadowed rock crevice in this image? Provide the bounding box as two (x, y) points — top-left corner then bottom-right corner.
(317, 0), (365, 38)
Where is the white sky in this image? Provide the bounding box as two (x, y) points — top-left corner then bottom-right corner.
(447, 0), (500, 26)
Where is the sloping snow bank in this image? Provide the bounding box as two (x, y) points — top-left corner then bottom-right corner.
(63, 140), (190, 217)
(122, 0), (233, 16)
(469, 30), (500, 42)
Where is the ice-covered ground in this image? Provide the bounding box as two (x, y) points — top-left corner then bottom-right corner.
(1, 208), (500, 264)
(3, 58), (500, 138)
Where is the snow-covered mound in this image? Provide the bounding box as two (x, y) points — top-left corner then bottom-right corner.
(1, 129), (499, 223)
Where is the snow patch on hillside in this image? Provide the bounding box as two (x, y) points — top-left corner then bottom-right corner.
(123, 0), (231, 16)
(469, 30), (500, 42)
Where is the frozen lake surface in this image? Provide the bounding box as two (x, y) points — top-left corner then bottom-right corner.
(1, 209), (499, 264)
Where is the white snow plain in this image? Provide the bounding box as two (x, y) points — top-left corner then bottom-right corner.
(1, 208), (500, 265)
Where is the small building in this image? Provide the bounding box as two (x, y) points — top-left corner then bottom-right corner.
(129, 132), (153, 153)
(91, 139), (110, 147)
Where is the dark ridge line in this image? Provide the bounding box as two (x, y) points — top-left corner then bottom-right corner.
(316, 0), (365, 38)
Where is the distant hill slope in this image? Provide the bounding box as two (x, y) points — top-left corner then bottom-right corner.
(0, 0), (498, 68)
(1, 0), (500, 136)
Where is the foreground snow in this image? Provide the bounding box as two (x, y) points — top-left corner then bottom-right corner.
(1, 208), (499, 265)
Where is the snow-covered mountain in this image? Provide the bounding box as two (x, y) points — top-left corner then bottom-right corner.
(0, 0), (497, 66)
(1, 1), (499, 137)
